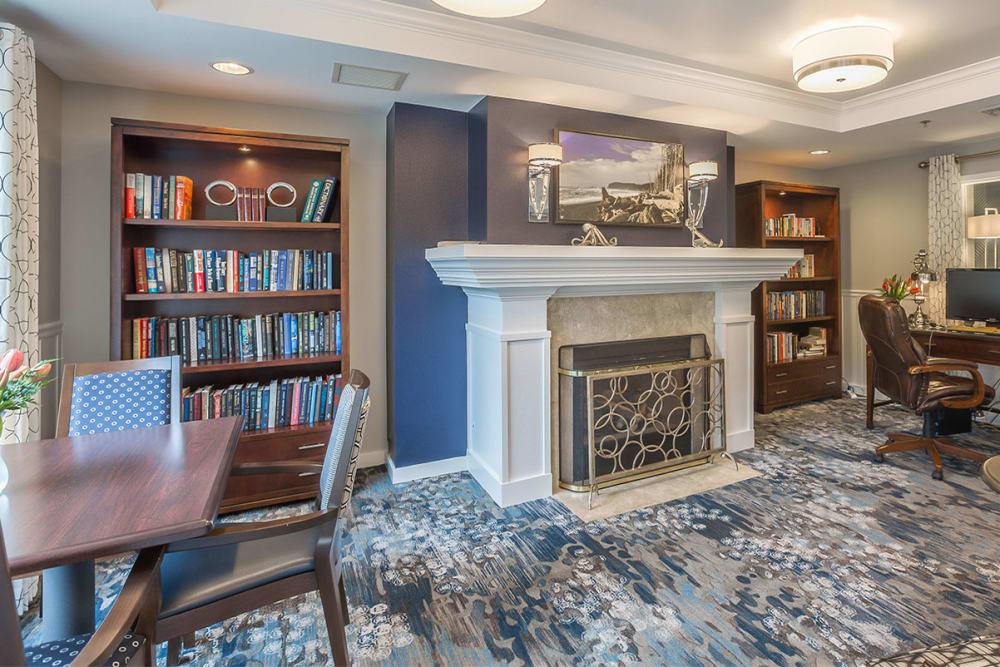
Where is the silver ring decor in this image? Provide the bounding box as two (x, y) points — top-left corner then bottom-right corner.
(266, 182), (297, 207)
(204, 180), (238, 207)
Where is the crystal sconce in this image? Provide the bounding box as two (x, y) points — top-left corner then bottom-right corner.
(528, 142), (563, 223)
(685, 160), (723, 248)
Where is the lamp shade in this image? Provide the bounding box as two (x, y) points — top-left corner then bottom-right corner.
(968, 208), (1000, 239)
(688, 160), (718, 182)
(432, 0), (545, 17)
(792, 26), (894, 93)
(528, 142), (563, 167)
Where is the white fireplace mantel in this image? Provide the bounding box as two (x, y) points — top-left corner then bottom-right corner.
(426, 243), (801, 507)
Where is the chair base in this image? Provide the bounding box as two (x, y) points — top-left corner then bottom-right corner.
(875, 431), (989, 480)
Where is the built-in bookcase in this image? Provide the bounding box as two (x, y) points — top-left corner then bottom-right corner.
(735, 181), (841, 413)
(110, 118), (350, 512)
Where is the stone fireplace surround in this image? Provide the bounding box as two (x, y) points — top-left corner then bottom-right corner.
(426, 243), (801, 507)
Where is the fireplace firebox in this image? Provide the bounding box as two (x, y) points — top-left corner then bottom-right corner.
(558, 334), (730, 507)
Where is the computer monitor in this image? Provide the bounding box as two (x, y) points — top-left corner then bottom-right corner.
(946, 268), (1000, 323)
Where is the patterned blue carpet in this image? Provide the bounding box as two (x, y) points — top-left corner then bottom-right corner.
(20, 397), (1000, 665)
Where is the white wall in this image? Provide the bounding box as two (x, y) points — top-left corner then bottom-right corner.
(58, 81), (387, 463)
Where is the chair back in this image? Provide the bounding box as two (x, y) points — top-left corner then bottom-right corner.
(56, 357), (181, 438)
(318, 369), (370, 512)
(858, 295), (927, 409)
(0, 523), (27, 665)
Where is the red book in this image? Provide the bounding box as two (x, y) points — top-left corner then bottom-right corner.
(290, 381), (302, 426)
(193, 250), (206, 293)
(133, 247), (148, 293)
(125, 173), (136, 218)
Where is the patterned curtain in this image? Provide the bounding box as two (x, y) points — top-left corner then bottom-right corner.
(0, 24), (39, 444)
(926, 154), (966, 325)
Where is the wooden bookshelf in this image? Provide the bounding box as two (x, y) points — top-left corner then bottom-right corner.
(110, 118), (350, 512)
(735, 181), (841, 413)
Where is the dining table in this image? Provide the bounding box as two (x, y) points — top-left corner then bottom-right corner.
(0, 416), (242, 642)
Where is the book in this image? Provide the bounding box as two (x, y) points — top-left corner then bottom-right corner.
(175, 176), (193, 220)
(311, 177), (338, 223)
(301, 179), (323, 222)
(133, 247), (148, 293)
(125, 173), (136, 218)
(168, 175), (176, 220)
(193, 249), (206, 293)
(152, 175), (162, 219)
(143, 174), (153, 218)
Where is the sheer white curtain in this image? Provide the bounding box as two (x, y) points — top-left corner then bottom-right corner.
(927, 154), (966, 325)
(0, 24), (40, 444)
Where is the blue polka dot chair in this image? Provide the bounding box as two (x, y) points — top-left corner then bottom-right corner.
(141, 369), (371, 667)
(2, 521), (165, 666)
(55, 357), (181, 439)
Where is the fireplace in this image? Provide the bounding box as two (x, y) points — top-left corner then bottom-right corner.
(558, 334), (727, 506)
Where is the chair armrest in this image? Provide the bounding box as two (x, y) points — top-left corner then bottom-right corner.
(908, 360), (986, 409)
(166, 509), (338, 552)
(229, 461), (324, 476)
(71, 546), (165, 667)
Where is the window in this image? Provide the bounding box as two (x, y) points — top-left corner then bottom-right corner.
(962, 174), (1000, 268)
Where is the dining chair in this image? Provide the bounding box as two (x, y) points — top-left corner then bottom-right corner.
(56, 356), (181, 438)
(144, 369), (371, 666)
(1, 520), (165, 666)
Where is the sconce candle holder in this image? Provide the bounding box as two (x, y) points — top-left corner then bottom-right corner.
(528, 142), (563, 223)
(685, 160), (723, 248)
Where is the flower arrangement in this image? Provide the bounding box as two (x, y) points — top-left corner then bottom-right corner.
(880, 274), (920, 301)
(0, 349), (53, 432)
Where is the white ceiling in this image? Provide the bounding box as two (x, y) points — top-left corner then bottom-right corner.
(3, 0), (1000, 168)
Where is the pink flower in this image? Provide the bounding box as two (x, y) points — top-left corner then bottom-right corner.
(0, 349), (23, 373)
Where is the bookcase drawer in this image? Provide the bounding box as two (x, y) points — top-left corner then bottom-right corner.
(766, 355), (840, 384)
(232, 433), (329, 465)
(766, 365), (840, 403)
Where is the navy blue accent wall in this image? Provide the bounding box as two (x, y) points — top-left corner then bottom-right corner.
(386, 103), (469, 466)
(476, 97), (731, 246)
(387, 97), (734, 469)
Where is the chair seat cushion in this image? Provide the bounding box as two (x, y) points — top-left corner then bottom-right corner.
(918, 372), (996, 412)
(159, 526), (319, 618)
(23, 631), (144, 666)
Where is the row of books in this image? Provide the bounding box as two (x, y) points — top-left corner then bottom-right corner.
(767, 290), (826, 320)
(300, 177), (340, 223)
(785, 254), (816, 278)
(182, 374), (343, 431)
(233, 187), (270, 222)
(125, 174), (193, 220)
(132, 248), (336, 294)
(130, 310), (342, 365)
(765, 214), (820, 238)
(766, 326), (828, 364)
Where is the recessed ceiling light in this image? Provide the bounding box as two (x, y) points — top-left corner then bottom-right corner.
(211, 61), (253, 75)
(778, 191), (787, 196)
(431, 0), (546, 17)
(809, 149), (830, 155)
(792, 26), (893, 93)
(238, 145), (251, 153)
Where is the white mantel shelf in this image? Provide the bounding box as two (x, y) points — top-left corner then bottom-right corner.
(425, 243), (802, 508)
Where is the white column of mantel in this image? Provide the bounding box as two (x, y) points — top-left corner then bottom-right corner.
(714, 284), (758, 452)
(463, 287), (557, 507)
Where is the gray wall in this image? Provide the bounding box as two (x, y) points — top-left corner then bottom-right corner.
(57, 81), (388, 461)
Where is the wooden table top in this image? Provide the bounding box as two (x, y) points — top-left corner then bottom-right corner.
(0, 416), (243, 576)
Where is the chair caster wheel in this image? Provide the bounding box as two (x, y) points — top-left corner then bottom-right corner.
(932, 469), (944, 481)
(874, 453), (884, 463)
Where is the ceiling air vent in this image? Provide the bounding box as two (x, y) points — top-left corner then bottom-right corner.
(332, 63), (407, 91)
(981, 105), (1000, 118)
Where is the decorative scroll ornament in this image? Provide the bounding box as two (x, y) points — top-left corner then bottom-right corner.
(571, 223), (618, 247)
(266, 181), (297, 207)
(204, 180), (238, 207)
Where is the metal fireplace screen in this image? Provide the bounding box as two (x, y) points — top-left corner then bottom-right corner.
(558, 334), (726, 503)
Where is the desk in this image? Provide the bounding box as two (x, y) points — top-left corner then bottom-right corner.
(0, 416), (242, 640)
(866, 327), (1000, 428)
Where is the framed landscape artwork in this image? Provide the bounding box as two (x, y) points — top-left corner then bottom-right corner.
(555, 129), (687, 227)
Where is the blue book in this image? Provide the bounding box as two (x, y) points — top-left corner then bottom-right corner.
(248, 254), (258, 292)
(238, 255), (246, 292)
(303, 250), (313, 291)
(260, 386), (269, 430)
(216, 250), (226, 292)
(318, 382), (328, 420)
(277, 251), (288, 291)
(326, 252), (333, 290)
(334, 311), (342, 354)
(289, 315), (298, 355)
(144, 247), (159, 292)
(152, 176), (162, 219)
(262, 250), (270, 292)
(282, 313), (292, 356)
(300, 179), (323, 222)
(269, 250), (279, 291)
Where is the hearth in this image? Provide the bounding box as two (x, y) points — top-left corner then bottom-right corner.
(558, 334), (729, 506)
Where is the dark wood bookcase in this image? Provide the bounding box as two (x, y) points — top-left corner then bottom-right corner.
(110, 119), (350, 512)
(735, 181), (841, 413)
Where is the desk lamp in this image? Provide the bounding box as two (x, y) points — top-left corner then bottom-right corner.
(909, 248), (938, 328)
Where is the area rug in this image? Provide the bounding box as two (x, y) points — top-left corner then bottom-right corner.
(19, 397), (1000, 665)
(554, 459), (762, 521)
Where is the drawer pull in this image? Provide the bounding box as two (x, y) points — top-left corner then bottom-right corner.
(775, 372), (788, 378)
(298, 442), (326, 451)
(825, 380), (837, 385)
(298, 471), (318, 477)
(825, 364), (837, 369)
(775, 389), (788, 395)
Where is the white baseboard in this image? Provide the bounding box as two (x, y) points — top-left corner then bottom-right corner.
(726, 429), (755, 453)
(358, 447), (387, 469)
(466, 448), (551, 507)
(387, 454), (467, 484)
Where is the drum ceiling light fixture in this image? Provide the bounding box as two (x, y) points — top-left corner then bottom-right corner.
(431, 0), (546, 17)
(792, 25), (894, 93)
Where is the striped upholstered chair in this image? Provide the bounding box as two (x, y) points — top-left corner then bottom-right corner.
(142, 369), (371, 666)
(56, 357), (181, 438)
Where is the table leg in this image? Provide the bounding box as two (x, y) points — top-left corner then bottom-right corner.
(41, 561), (95, 641)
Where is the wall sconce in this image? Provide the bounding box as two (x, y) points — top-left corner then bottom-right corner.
(909, 248), (938, 328)
(685, 160), (723, 247)
(528, 142), (563, 223)
(968, 207), (1000, 268)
